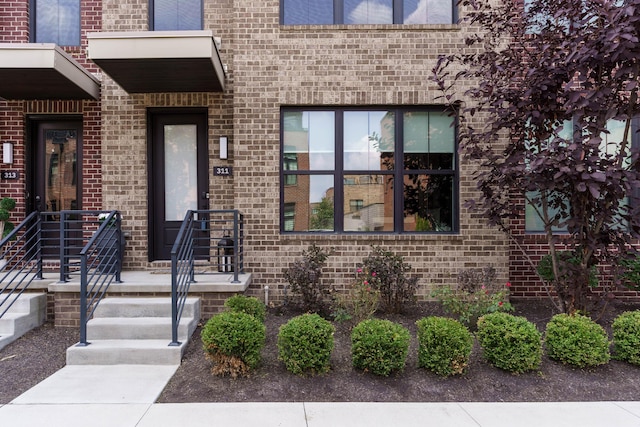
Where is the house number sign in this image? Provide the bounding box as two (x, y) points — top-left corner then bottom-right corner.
(1, 171), (19, 180)
(214, 166), (233, 176)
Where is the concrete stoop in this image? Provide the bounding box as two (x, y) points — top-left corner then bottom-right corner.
(0, 293), (47, 351)
(66, 297), (200, 365)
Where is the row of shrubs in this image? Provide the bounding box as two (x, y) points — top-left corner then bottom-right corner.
(201, 295), (640, 378)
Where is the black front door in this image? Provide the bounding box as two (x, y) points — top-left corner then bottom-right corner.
(30, 120), (82, 257)
(149, 110), (209, 260)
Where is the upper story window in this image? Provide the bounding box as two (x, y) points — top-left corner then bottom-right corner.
(281, 0), (456, 25)
(281, 107), (458, 233)
(32, 0), (81, 46)
(150, 0), (203, 30)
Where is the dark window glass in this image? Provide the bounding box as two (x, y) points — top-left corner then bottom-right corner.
(34, 0), (80, 46)
(152, 0), (202, 30)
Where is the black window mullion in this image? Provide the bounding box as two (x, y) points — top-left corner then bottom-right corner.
(394, 109), (404, 232)
(335, 111), (345, 232)
(394, 0), (403, 24)
(335, 0), (344, 24)
(453, 1), (459, 24)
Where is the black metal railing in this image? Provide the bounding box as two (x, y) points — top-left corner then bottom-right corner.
(170, 209), (244, 346)
(77, 211), (122, 346)
(0, 210), (123, 326)
(0, 212), (43, 319)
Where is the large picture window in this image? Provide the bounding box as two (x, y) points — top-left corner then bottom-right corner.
(150, 0), (202, 30)
(281, 0), (456, 25)
(32, 0), (81, 46)
(281, 107), (457, 233)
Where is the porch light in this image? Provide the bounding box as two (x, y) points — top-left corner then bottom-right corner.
(219, 136), (228, 160)
(3, 142), (13, 164)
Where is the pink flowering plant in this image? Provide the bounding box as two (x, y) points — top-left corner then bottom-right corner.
(431, 266), (513, 329)
(334, 267), (380, 323)
(351, 267), (381, 322)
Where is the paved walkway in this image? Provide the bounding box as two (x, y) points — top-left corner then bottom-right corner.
(1, 365), (639, 426)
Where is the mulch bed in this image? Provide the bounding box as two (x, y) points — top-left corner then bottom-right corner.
(1, 299), (639, 404)
(157, 299), (640, 403)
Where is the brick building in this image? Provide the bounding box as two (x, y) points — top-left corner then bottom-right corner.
(2, 0), (632, 314)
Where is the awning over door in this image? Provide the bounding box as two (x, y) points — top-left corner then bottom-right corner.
(87, 30), (226, 93)
(0, 44), (100, 100)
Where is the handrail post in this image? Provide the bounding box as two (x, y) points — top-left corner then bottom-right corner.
(169, 248), (179, 346)
(78, 254), (89, 346)
(36, 213), (43, 280)
(232, 210), (240, 283)
(59, 212), (66, 282)
(116, 214), (122, 283)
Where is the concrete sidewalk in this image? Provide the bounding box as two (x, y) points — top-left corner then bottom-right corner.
(1, 365), (639, 426)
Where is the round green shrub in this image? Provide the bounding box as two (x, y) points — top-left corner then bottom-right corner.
(351, 318), (410, 376)
(224, 294), (266, 323)
(201, 311), (266, 376)
(277, 313), (335, 375)
(476, 312), (542, 373)
(544, 313), (610, 368)
(612, 311), (640, 365)
(416, 316), (473, 377)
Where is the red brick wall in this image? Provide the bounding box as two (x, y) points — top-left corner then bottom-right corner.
(0, 1), (29, 42)
(0, 1), (103, 221)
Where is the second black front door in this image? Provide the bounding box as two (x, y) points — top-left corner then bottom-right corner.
(149, 110), (209, 260)
(31, 119), (83, 257)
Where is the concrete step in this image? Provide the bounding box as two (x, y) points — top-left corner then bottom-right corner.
(0, 293), (46, 351)
(66, 296), (201, 365)
(93, 297), (200, 319)
(66, 339), (186, 365)
(86, 316), (196, 341)
(1, 293), (46, 314)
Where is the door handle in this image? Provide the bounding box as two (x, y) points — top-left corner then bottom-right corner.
(201, 192), (210, 199)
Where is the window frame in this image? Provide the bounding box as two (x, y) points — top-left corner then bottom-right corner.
(30, 0), (81, 46)
(149, 0), (204, 31)
(279, 0), (458, 25)
(280, 106), (459, 234)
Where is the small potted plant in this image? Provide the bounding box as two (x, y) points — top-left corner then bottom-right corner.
(0, 197), (16, 239)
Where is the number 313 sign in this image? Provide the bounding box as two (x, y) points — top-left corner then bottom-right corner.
(1, 171), (19, 180)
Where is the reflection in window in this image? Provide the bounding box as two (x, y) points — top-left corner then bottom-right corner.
(283, 0), (333, 24)
(284, 203), (296, 231)
(151, 0), (202, 30)
(344, 111), (394, 171)
(344, 174), (392, 231)
(44, 129), (78, 212)
(282, 108), (457, 233)
(281, 0), (456, 24)
(283, 175), (335, 231)
(403, 0), (453, 24)
(283, 153), (298, 185)
(350, 199), (364, 212)
(34, 0), (81, 46)
(283, 111), (335, 171)
(345, 0), (393, 24)
(525, 118), (637, 232)
(403, 175), (453, 232)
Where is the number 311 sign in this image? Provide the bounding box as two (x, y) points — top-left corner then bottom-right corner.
(213, 166), (232, 176)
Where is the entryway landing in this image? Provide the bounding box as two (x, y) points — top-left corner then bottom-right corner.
(47, 270), (252, 293)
